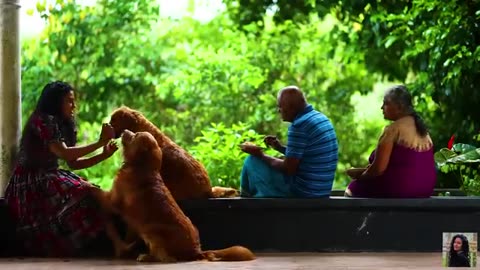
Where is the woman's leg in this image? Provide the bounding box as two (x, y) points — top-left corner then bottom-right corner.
(240, 155), (292, 197)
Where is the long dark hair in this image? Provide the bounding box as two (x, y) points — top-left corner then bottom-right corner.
(449, 234), (471, 266)
(22, 81), (77, 146)
(385, 85), (428, 137)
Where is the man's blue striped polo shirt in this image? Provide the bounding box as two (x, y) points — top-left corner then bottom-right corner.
(285, 104), (339, 197)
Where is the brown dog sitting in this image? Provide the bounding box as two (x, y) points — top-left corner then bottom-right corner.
(109, 106), (238, 200)
(106, 130), (255, 262)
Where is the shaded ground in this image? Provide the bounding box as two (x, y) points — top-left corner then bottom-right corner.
(0, 252), (450, 269)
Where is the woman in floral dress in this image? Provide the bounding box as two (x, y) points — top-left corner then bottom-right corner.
(4, 81), (119, 257)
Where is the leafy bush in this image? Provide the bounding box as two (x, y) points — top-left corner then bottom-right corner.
(435, 134), (480, 196)
(190, 122), (277, 188)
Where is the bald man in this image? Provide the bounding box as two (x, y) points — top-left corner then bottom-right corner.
(239, 86), (339, 197)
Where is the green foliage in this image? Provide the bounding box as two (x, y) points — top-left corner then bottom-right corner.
(22, 0), (162, 123)
(21, 0), (389, 189)
(434, 133), (480, 195)
(156, 15), (380, 186)
(190, 122), (277, 188)
(377, 0), (480, 146)
(223, 0), (480, 151)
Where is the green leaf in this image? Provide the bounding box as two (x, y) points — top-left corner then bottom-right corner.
(434, 148), (457, 166)
(443, 58), (452, 67)
(36, 0), (46, 13)
(452, 143), (477, 154)
(384, 35), (398, 48)
(445, 149), (480, 165)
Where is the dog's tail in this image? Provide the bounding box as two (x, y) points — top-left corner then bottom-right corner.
(201, 245), (255, 261)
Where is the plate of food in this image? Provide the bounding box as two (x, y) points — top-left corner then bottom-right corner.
(346, 167), (366, 178)
(239, 142), (265, 151)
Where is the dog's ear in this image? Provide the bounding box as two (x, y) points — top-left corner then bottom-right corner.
(150, 146), (163, 166)
(111, 107), (140, 130)
(132, 133), (153, 153)
(134, 133), (162, 162)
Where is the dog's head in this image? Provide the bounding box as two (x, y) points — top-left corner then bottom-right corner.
(121, 129), (162, 169)
(110, 106), (144, 138)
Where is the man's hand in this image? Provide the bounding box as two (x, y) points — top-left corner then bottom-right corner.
(103, 140), (119, 158)
(264, 135), (282, 149)
(239, 143), (264, 157)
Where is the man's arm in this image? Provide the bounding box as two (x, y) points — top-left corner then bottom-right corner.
(258, 153), (300, 175)
(275, 124), (306, 175)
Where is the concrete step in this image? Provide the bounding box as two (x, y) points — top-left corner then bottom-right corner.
(1, 191), (479, 255)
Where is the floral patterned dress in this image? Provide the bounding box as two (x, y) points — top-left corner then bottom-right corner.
(4, 113), (106, 257)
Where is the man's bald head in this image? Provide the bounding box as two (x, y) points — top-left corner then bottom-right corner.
(277, 85), (308, 122)
(277, 86), (307, 109)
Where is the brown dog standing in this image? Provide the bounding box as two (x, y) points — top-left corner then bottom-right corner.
(105, 130), (254, 262)
(109, 106), (238, 200)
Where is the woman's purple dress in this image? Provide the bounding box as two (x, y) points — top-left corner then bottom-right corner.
(348, 145), (437, 198)
(347, 116), (437, 198)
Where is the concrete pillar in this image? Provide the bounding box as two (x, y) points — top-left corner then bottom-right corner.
(0, 0), (21, 196)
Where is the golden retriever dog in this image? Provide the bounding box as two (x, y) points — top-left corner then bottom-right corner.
(109, 106), (238, 200)
(104, 130), (255, 262)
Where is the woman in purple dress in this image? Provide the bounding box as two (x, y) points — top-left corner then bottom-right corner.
(345, 85), (437, 198)
(4, 81), (119, 257)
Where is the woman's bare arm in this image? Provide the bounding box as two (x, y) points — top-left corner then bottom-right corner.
(66, 152), (109, 170)
(359, 140), (394, 180)
(49, 123), (115, 163)
(67, 141), (118, 170)
(49, 140), (104, 162)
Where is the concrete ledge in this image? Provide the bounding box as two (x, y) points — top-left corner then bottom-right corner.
(179, 196), (480, 252)
(1, 194), (479, 255)
(180, 196), (480, 211)
(329, 188), (465, 197)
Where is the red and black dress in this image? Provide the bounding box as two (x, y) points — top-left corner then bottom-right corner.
(4, 113), (107, 257)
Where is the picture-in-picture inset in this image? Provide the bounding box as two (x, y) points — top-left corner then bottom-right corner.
(443, 232), (477, 267)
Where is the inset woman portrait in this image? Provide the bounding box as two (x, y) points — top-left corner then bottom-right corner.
(448, 234), (471, 267)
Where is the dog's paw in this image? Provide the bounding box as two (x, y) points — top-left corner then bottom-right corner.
(137, 253), (156, 262)
(136, 253), (176, 263)
(159, 255), (177, 263)
(113, 241), (136, 258)
(211, 187), (240, 198)
(223, 188), (240, 197)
